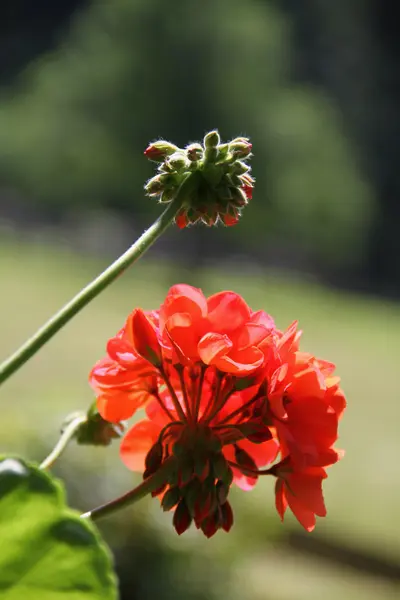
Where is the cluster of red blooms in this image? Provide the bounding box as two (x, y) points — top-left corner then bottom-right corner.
(90, 285), (345, 537)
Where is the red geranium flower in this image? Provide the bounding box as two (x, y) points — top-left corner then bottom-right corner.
(89, 284), (345, 536)
(273, 459), (328, 532)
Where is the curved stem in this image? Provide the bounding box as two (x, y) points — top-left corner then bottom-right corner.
(81, 456), (176, 521)
(40, 413), (88, 470)
(0, 194), (184, 386)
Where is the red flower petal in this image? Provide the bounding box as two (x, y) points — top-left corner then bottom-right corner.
(213, 346), (264, 375)
(198, 332), (233, 364)
(287, 470), (327, 517)
(163, 313), (201, 361)
(233, 323), (273, 350)
(107, 338), (142, 370)
(250, 310), (275, 330)
(289, 367), (326, 400)
(97, 389), (149, 422)
(207, 291), (251, 334)
(160, 284), (208, 329)
(275, 478), (287, 521)
(326, 382), (347, 418)
(120, 420), (162, 471)
(129, 309), (162, 366)
(278, 321), (302, 356)
(285, 493), (317, 532)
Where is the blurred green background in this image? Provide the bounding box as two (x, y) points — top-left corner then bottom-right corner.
(1, 0), (399, 598)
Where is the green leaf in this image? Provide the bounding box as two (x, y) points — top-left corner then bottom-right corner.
(0, 457), (118, 599)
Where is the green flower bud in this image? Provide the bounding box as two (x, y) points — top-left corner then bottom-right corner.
(144, 140), (180, 162)
(229, 139), (252, 159)
(144, 174), (167, 196)
(232, 160), (251, 175)
(167, 151), (191, 171)
(203, 130), (221, 149)
(66, 405), (125, 447)
(186, 143), (203, 161)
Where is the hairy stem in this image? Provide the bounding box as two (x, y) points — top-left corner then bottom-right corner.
(40, 414), (88, 470)
(0, 193), (185, 386)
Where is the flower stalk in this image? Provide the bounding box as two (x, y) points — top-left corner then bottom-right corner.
(40, 413), (88, 470)
(0, 193), (185, 386)
(81, 456), (176, 521)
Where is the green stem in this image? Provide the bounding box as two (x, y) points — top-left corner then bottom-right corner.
(81, 456), (176, 521)
(40, 413), (88, 470)
(0, 194), (184, 386)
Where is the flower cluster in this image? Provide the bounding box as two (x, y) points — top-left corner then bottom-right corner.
(90, 285), (345, 537)
(144, 130), (254, 228)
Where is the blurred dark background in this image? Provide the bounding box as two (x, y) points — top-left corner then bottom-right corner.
(1, 1), (399, 599)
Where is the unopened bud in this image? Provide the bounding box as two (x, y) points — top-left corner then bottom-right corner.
(167, 151), (190, 171)
(178, 459), (194, 487)
(221, 500), (234, 532)
(173, 499), (192, 535)
(239, 172), (255, 186)
(144, 440), (164, 476)
(161, 486), (181, 511)
(143, 131), (253, 229)
(160, 188), (176, 203)
(200, 511), (219, 538)
(216, 480), (230, 505)
(183, 478), (202, 516)
(186, 143), (203, 161)
(241, 184), (253, 200)
(145, 174), (167, 196)
(203, 130), (220, 149)
(144, 141), (179, 162)
(229, 139), (252, 159)
(130, 309), (162, 367)
(212, 453), (233, 486)
(68, 406), (125, 447)
(232, 160), (251, 175)
(230, 187), (248, 208)
(222, 207), (239, 227)
(228, 173), (244, 187)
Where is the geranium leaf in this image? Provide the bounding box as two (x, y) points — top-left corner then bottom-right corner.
(0, 457), (118, 599)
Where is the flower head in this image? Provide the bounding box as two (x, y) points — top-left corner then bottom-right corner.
(144, 131), (254, 228)
(90, 284), (345, 536)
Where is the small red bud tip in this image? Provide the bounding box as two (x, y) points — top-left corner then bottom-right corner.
(144, 141), (179, 162)
(222, 212), (239, 227)
(144, 145), (164, 160)
(130, 309), (162, 366)
(242, 184), (253, 200)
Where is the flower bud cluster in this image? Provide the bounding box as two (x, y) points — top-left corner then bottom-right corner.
(145, 425), (235, 537)
(144, 130), (254, 228)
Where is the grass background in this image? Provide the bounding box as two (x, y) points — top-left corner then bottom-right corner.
(0, 238), (399, 599)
